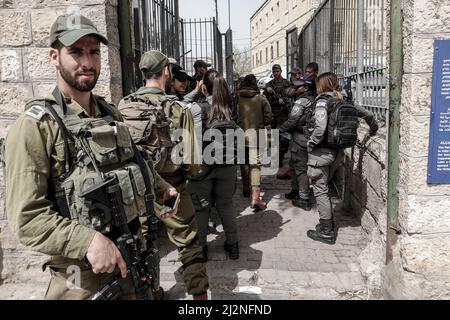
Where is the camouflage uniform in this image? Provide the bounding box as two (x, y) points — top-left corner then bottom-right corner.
(5, 93), (172, 300)
(122, 86), (209, 296)
(263, 77), (293, 166)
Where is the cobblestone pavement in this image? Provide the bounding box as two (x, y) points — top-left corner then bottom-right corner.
(0, 168), (374, 300)
(160, 167), (374, 301)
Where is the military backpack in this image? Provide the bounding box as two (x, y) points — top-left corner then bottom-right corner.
(118, 93), (182, 175)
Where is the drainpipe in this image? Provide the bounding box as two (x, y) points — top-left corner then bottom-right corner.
(386, 0), (403, 263)
(118, 0), (134, 96)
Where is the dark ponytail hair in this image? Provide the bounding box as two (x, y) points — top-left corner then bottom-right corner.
(203, 69), (232, 123)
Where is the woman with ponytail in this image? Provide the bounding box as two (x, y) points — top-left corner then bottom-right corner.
(187, 70), (240, 260)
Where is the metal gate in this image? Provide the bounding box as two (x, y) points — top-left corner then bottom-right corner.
(287, 27), (299, 74)
(298, 0), (387, 119)
(119, 0), (183, 95)
(182, 18), (224, 76)
(224, 29), (233, 85)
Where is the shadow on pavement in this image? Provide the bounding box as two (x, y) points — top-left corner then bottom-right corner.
(162, 210), (285, 300)
(206, 210), (285, 300)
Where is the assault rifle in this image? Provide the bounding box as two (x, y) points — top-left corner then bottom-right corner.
(80, 175), (160, 300)
(266, 84), (291, 111)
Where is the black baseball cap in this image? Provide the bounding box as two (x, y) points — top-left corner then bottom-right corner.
(194, 60), (212, 68)
(172, 65), (189, 82)
(272, 64), (282, 71)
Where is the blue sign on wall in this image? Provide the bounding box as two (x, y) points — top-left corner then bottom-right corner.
(428, 39), (450, 184)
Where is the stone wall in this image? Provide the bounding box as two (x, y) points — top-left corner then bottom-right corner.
(383, 0), (450, 300)
(0, 0), (122, 299)
(344, 126), (388, 293)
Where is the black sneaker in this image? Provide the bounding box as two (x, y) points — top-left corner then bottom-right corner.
(285, 189), (300, 200)
(224, 242), (239, 260)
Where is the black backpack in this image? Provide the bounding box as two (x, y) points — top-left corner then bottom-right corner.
(306, 97), (359, 149)
(203, 120), (241, 166)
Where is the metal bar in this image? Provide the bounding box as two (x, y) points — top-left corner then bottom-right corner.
(213, 17), (217, 69)
(357, 0), (364, 107)
(118, 0), (134, 96)
(194, 18), (198, 63)
(330, 1), (335, 72)
(160, 0), (163, 50)
(190, 19), (194, 72)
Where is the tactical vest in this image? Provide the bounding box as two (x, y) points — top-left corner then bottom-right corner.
(118, 93), (182, 175)
(295, 95), (315, 133)
(35, 89), (156, 236)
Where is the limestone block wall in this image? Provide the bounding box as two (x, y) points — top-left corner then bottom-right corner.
(384, 0), (450, 299)
(0, 0), (122, 299)
(344, 127), (388, 292)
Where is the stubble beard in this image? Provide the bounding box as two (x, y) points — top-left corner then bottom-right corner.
(58, 58), (99, 92)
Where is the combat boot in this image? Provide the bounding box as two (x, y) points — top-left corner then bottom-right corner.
(224, 242), (239, 260)
(292, 198), (312, 211)
(251, 187), (267, 211)
(152, 287), (165, 300)
(307, 219), (336, 245)
(285, 189), (300, 200)
(193, 292), (208, 300)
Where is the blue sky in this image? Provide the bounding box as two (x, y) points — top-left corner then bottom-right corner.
(179, 0), (265, 49)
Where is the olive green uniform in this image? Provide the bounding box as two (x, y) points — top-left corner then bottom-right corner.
(263, 78), (293, 166)
(237, 89), (273, 187)
(5, 93), (172, 300)
(122, 87), (208, 296)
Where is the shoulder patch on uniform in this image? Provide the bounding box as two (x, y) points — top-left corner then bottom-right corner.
(25, 105), (46, 120)
(316, 109), (327, 122)
(291, 105), (302, 116)
(317, 100), (327, 108)
(299, 97), (313, 106)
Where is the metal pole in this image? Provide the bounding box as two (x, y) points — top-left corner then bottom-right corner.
(228, 0), (231, 30)
(161, 0), (166, 53)
(118, 0), (134, 95)
(175, 0), (180, 60)
(214, 0), (219, 26)
(329, 0), (335, 73)
(357, 0), (364, 107)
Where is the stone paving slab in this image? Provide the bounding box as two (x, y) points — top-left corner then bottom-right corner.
(0, 169), (372, 300)
(160, 171), (371, 300)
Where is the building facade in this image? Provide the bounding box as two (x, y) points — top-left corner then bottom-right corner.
(250, 0), (320, 77)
